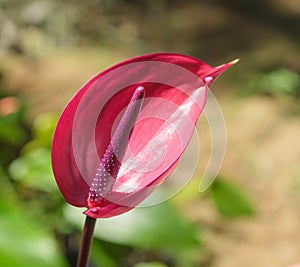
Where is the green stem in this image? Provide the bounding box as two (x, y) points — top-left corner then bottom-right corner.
(76, 216), (97, 267)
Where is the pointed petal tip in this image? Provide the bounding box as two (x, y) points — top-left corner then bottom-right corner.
(207, 58), (240, 81)
(217, 58), (240, 69)
(229, 58), (240, 66)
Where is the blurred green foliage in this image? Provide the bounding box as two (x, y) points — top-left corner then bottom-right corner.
(0, 114), (27, 146)
(210, 179), (254, 217)
(9, 147), (56, 192)
(32, 113), (58, 148)
(240, 68), (300, 96)
(133, 262), (168, 267)
(8, 113), (58, 191)
(0, 99), (28, 167)
(0, 167), (68, 267)
(65, 202), (200, 266)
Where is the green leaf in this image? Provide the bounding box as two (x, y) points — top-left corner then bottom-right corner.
(210, 179), (254, 217)
(240, 68), (300, 96)
(0, 115), (27, 146)
(0, 169), (68, 267)
(133, 262), (168, 267)
(32, 113), (58, 148)
(90, 240), (118, 267)
(8, 147), (57, 192)
(65, 203), (199, 252)
(262, 68), (300, 95)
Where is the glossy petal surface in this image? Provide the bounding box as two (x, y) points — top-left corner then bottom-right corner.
(52, 53), (234, 218)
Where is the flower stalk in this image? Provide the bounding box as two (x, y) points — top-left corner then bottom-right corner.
(76, 216), (96, 267)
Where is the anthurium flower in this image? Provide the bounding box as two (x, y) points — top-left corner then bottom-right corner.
(52, 53), (237, 218)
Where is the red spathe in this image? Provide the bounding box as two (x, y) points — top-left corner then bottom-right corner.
(51, 53), (236, 218)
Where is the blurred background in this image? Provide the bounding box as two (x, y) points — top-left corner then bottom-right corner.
(0, 0), (300, 266)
